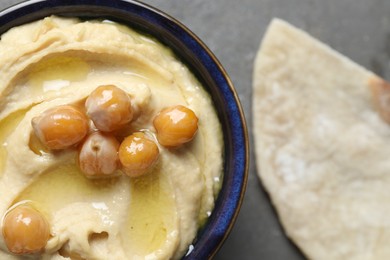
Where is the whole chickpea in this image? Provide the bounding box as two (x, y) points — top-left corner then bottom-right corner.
(78, 132), (120, 178)
(2, 204), (50, 255)
(119, 132), (159, 177)
(31, 105), (89, 150)
(86, 85), (133, 132)
(153, 105), (198, 147)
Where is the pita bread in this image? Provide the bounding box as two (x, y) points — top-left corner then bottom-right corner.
(253, 18), (390, 260)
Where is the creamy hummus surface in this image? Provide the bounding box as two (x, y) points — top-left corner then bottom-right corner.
(0, 16), (223, 259)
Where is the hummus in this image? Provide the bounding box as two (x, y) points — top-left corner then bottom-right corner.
(0, 16), (223, 259)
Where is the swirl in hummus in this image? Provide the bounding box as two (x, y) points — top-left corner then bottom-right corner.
(0, 16), (223, 259)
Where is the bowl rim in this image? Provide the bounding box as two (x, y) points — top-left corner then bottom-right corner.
(0, 0), (249, 259)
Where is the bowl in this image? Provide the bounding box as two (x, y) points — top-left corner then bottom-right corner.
(0, 0), (249, 259)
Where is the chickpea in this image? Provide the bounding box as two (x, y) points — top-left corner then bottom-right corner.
(31, 105), (89, 150)
(153, 105), (198, 147)
(86, 85), (133, 132)
(2, 204), (50, 255)
(79, 132), (120, 178)
(119, 132), (159, 177)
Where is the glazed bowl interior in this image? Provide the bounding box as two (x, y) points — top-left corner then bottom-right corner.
(0, 0), (248, 259)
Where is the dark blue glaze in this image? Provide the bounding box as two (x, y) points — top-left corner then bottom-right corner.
(0, 1), (249, 259)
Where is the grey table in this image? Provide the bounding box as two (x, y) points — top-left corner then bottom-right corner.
(1, 0), (389, 259)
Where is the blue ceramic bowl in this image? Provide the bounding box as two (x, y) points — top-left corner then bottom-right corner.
(0, 0), (248, 259)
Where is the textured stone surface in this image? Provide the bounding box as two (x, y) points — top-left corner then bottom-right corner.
(1, 0), (389, 259)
